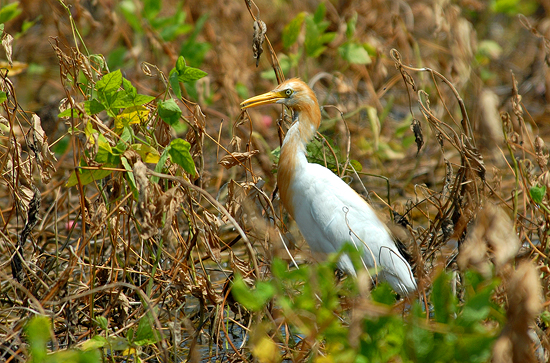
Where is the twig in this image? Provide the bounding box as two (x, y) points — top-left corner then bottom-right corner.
(146, 170), (260, 279)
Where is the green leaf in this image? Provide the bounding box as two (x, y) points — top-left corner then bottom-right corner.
(17, 19), (34, 37)
(106, 336), (131, 351)
(84, 121), (98, 146)
(455, 334), (495, 363)
(96, 134), (117, 164)
(111, 78), (155, 108)
(110, 92), (133, 109)
(66, 167), (115, 187)
(151, 147), (171, 183)
(235, 82), (249, 100)
(464, 270), (485, 291)
(142, 0), (161, 20)
(113, 140), (127, 155)
(304, 15), (335, 58)
(541, 310), (550, 327)
(271, 258), (289, 279)
(133, 315), (160, 346)
(530, 185), (546, 204)
(58, 108), (78, 118)
(154, 11), (193, 41)
(338, 42), (372, 64)
(173, 55), (207, 83)
(81, 335), (108, 351)
(458, 284), (494, 327)
(490, 0), (538, 16)
(94, 316), (108, 330)
(231, 275), (275, 312)
(130, 143), (160, 163)
(346, 12), (358, 38)
(122, 77), (135, 94)
(84, 99), (106, 115)
(432, 271), (456, 324)
(306, 43), (326, 58)
(119, 125), (133, 143)
(132, 93), (155, 105)
(178, 14), (211, 66)
(463, 277), (500, 328)
(168, 138), (195, 176)
(371, 282), (395, 305)
(282, 12), (306, 48)
(96, 69), (123, 96)
(158, 98), (182, 126)
(407, 324), (434, 359)
(169, 68), (182, 98)
(179, 66), (207, 83)
(0, 2), (22, 24)
(25, 316), (50, 363)
(313, 3), (326, 24)
(0, 91), (6, 103)
(176, 55), (186, 72)
(349, 159), (362, 172)
(319, 31), (336, 45)
(180, 38), (211, 68)
(114, 105), (149, 130)
(119, 0), (142, 33)
(107, 47), (126, 70)
(122, 156), (138, 200)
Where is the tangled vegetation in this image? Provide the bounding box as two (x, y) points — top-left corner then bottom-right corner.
(1, 0), (549, 362)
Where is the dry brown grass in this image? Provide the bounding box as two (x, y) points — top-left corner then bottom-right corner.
(0, 0), (549, 361)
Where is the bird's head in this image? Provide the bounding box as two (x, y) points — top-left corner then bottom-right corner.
(240, 78), (319, 112)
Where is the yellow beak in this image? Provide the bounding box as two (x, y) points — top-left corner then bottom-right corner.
(240, 91), (284, 109)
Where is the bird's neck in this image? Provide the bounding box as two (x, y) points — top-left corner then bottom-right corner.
(277, 106), (320, 217)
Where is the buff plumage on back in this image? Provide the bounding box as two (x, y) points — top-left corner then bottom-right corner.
(241, 79), (417, 296)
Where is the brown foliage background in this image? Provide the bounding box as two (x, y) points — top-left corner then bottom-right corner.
(1, 0), (550, 361)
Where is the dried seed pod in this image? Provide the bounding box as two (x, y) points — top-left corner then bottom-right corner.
(2, 31), (13, 66)
(501, 112), (513, 140)
(219, 150), (260, 169)
(410, 118), (423, 154)
(252, 19), (266, 67)
(31, 114), (57, 183)
(534, 136), (548, 171)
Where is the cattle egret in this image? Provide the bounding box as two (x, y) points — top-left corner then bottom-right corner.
(241, 78), (417, 296)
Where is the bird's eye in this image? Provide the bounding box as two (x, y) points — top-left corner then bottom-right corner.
(285, 89), (293, 97)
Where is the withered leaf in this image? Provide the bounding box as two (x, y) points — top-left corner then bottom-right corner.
(410, 118), (423, 155)
(229, 135), (242, 152)
(87, 198), (107, 238)
(203, 228), (221, 263)
(77, 53), (93, 81)
(180, 271), (223, 305)
(32, 114), (58, 183)
(2, 31), (13, 66)
(534, 136), (548, 171)
(193, 104), (206, 132)
(230, 251), (252, 277)
(252, 19), (266, 67)
(0, 115), (8, 134)
(160, 186), (185, 243)
(219, 150), (259, 169)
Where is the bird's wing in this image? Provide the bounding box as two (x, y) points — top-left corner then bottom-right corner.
(291, 163), (417, 294)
